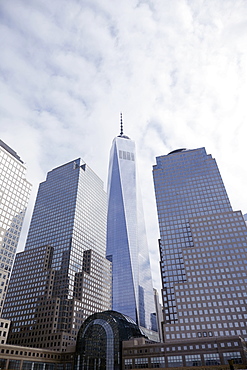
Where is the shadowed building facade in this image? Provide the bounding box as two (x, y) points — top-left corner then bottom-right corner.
(0, 140), (31, 316)
(153, 148), (247, 342)
(75, 310), (144, 370)
(2, 159), (111, 351)
(106, 121), (157, 338)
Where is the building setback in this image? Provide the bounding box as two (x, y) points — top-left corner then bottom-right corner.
(153, 148), (247, 342)
(0, 140), (31, 316)
(106, 121), (157, 337)
(2, 159), (111, 351)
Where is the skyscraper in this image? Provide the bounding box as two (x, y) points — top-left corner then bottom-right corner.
(153, 148), (247, 342)
(2, 158), (111, 351)
(0, 140), (31, 315)
(106, 120), (156, 336)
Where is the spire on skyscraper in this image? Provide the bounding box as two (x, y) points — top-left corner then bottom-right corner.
(107, 122), (158, 340)
(118, 112), (130, 139)
(120, 112), (123, 136)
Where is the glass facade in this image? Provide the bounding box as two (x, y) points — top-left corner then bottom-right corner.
(2, 159), (111, 351)
(0, 140), (31, 315)
(75, 310), (144, 370)
(106, 133), (156, 333)
(153, 148), (247, 341)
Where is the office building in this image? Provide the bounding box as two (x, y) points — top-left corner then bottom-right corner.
(106, 119), (156, 336)
(153, 148), (247, 342)
(0, 140), (31, 315)
(2, 159), (111, 351)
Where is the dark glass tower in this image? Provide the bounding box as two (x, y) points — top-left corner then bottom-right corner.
(153, 148), (247, 342)
(2, 159), (111, 351)
(106, 123), (156, 336)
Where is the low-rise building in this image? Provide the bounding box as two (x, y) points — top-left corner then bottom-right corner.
(122, 335), (247, 369)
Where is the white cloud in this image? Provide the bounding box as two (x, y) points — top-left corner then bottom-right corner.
(1, 0), (247, 295)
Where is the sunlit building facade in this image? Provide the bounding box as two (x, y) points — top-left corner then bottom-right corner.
(2, 159), (111, 351)
(0, 140), (31, 316)
(106, 126), (156, 336)
(153, 148), (247, 342)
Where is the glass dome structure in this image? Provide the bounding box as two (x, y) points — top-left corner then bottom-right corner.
(74, 310), (145, 370)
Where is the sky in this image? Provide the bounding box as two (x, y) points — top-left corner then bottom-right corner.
(1, 0), (247, 295)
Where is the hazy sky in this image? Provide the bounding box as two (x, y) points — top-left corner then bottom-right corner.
(1, 0), (247, 293)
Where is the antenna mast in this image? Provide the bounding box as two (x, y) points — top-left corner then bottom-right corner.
(120, 112), (123, 136)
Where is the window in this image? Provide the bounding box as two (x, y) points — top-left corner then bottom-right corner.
(124, 359), (132, 369)
(204, 353), (220, 366)
(150, 357), (165, 368)
(185, 354), (202, 367)
(22, 362), (33, 370)
(0, 360), (7, 368)
(135, 358), (148, 368)
(167, 356), (183, 367)
(223, 352), (242, 364)
(8, 360), (21, 370)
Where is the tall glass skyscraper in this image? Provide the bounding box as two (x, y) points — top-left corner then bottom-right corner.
(0, 140), (31, 315)
(2, 159), (111, 351)
(106, 123), (156, 335)
(153, 148), (247, 342)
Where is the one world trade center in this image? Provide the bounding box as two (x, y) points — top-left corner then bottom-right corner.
(106, 116), (157, 338)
